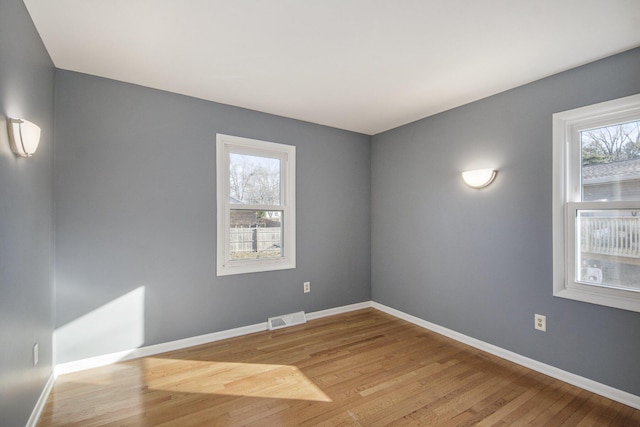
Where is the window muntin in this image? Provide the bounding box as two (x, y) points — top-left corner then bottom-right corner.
(553, 94), (640, 312)
(216, 134), (295, 276)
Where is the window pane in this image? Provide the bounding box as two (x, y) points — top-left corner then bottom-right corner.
(580, 120), (640, 202)
(576, 208), (640, 291)
(229, 153), (281, 205)
(229, 210), (283, 260)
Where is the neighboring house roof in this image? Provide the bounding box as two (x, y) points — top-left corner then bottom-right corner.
(583, 158), (640, 184)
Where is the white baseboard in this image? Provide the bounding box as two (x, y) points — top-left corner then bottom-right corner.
(38, 298), (639, 425)
(54, 301), (372, 377)
(306, 301), (372, 321)
(371, 301), (640, 410)
(26, 372), (55, 427)
(54, 322), (268, 376)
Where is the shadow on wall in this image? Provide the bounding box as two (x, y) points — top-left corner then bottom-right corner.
(55, 286), (146, 363)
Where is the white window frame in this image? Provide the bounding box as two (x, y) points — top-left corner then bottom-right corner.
(216, 134), (296, 276)
(552, 94), (640, 312)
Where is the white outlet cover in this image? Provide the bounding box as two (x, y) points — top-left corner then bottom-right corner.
(534, 314), (546, 332)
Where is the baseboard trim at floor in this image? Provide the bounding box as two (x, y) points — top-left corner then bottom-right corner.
(306, 301), (371, 321)
(54, 322), (267, 377)
(43, 299), (639, 423)
(26, 372), (55, 427)
(371, 301), (640, 410)
(54, 301), (372, 377)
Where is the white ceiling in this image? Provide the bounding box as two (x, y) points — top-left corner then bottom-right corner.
(24, 0), (640, 135)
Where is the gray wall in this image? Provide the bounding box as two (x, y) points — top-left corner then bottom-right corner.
(54, 71), (371, 363)
(371, 48), (640, 395)
(4, 5), (638, 421)
(0, 0), (55, 425)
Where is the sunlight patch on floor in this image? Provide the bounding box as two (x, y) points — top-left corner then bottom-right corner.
(143, 358), (332, 402)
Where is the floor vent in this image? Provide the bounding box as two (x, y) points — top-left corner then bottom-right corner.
(268, 311), (307, 330)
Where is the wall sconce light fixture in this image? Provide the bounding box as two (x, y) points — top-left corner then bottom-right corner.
(462, 168), (497, 188)
(8, 118), (41, 157)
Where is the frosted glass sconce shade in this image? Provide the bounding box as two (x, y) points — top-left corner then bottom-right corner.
(462, 168), (497, 188)
(8, 118), (41, 157)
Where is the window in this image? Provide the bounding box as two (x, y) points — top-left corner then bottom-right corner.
(216, 134), (295, 276)
(553, 94), (640, 312)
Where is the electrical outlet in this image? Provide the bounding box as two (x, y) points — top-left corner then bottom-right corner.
(534, 314), (546, 332)
(33, 343), (39, 366)
(304, 281), (310, 293)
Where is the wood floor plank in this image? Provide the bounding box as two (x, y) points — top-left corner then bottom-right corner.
(37, 308), (639, 426)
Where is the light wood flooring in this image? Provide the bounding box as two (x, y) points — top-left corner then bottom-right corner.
(37, 308), (640, 426)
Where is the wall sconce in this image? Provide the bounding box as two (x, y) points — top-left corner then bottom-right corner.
(462, 168), (497, 188)
(7, 118), (41, 157)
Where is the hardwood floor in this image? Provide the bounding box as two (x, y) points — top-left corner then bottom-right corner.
(37, 309), (639, 426)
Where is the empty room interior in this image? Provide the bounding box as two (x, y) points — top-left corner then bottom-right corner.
(2, 0), (640, 425)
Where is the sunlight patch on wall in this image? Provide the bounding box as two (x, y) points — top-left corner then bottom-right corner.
(144, 358), (332, 402)
(55, 286), (145, 363)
